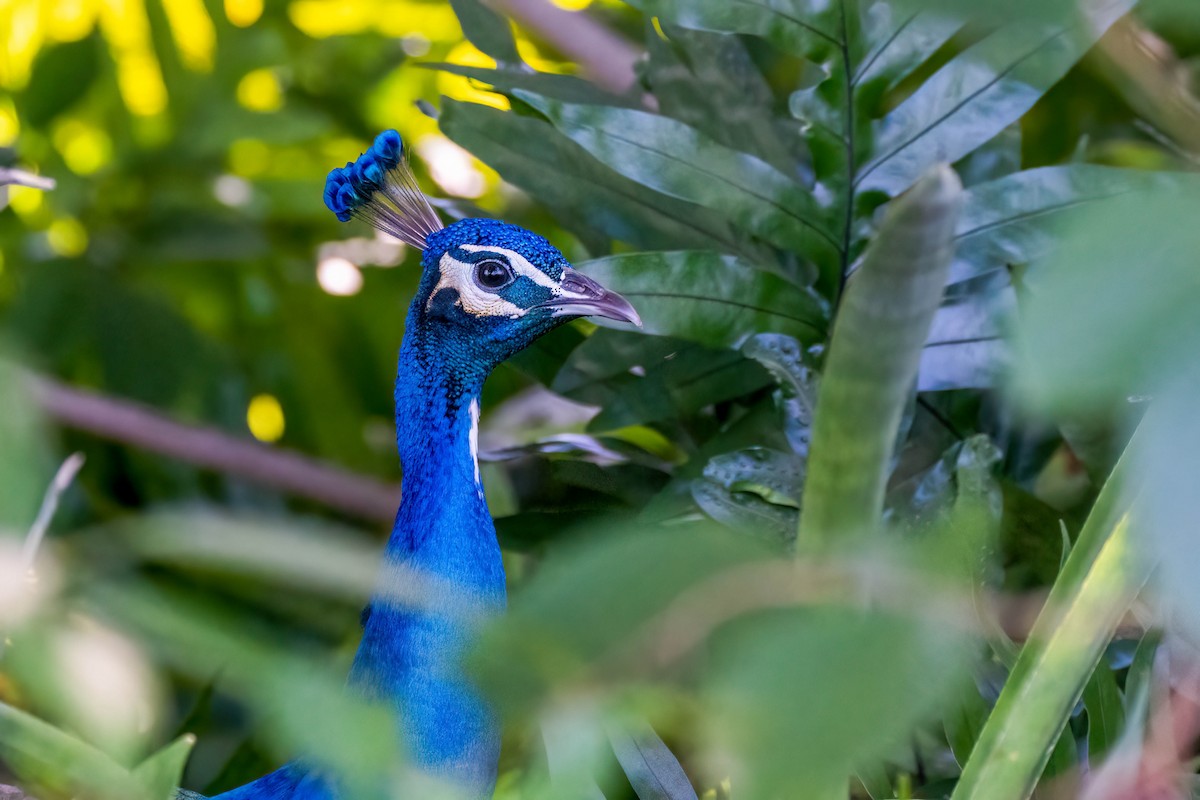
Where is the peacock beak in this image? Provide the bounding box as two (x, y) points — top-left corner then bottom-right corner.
(540, 268), (643, 327)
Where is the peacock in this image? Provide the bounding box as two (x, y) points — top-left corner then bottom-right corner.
(196, 130), (641, 799)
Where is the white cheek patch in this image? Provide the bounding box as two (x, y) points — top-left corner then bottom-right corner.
(431, 253), (528, 318)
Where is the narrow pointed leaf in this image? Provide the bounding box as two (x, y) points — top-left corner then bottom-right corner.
(799, 165), (963, 546)
(951, 438), (1152, 800)
(857, 0), (1134, 194)
(606, 718), (699, 800)
(0, 701), (146, 800)
(133, 734), (196, 800)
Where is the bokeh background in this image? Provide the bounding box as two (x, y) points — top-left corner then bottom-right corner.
(4, 0), (1200, 797)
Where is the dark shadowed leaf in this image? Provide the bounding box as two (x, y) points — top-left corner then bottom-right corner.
(439, 100), (746, 255)
(447, 0), (522, 64)
(518, 92), (841, 282)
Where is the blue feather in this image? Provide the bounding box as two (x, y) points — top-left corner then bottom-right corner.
(322, 130), (442, 247)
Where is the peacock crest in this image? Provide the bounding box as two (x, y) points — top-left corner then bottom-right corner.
(322, 130), (444, 249)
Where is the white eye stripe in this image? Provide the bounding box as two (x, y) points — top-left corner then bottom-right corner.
(431, 253), (527, 318)
(457, 245), (560, 292)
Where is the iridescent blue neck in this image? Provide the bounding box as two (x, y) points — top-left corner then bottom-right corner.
(349, 313), (505, 796)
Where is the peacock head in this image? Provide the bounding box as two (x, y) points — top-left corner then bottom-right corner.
(323, 130), (640, 367)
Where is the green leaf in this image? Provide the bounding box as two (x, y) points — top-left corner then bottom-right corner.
(517, 91), (841, 282)
(920, 269), (1014, 391)
(692, 448), (805, 543)
(742, 333), (819, 455)
(642, 25), (800, 177)
(952, 166), (1196, 284)
(704, 606), (970, 798)
(439, 100), (746, 255)
(1082, 663), (1124, 761)
(623, 0), (840, 57)
(605, 718), (698, 800)
(577, 251), (826, 349)
(17, 33), (99, 127)
(1015, 181), (1200, 414)
(950, 439), (1152, 800)
(0, 358), (54, 531)
(0, 701), (145, 800)
(856, 0), (1134, 194)
(447, 0), (522, 64)
(133, 735), (196, 800)
(799, 166), (963, 547)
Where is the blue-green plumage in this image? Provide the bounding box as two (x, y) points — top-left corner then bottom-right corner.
(203, 133), (639, 800)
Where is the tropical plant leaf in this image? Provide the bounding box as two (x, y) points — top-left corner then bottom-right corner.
(133, 734), (196, 800)
(856, 0), (1135, 193)
(577, 251), (827, 349)
(799, 165), (963, 546)
(692, 447), (805, 543)
(446, 0), (521, 64)
(605, 718), (699, 800)
(951, 438), (1152, 800)
(623, 0), (840, 57)
(0, 701), (145, 800)
(516, 91), (841, 283)
(742, 333), (819, 455)
(439, 99), (748, 255)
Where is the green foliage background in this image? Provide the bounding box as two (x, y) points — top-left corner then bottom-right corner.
(2, 0), (1200, 798)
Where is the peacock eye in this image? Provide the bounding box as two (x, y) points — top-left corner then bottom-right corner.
(474, 259), (513, 291)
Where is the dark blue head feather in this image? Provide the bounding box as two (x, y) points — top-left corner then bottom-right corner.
(323, 130), (443, 247)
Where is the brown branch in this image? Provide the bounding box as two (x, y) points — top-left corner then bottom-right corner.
(1093, 16), (1200, 159)
(483, 0), (642, 93)
(28, 374), (400, 525)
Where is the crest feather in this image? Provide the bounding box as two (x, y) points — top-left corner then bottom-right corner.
(323, 130), (444, 249)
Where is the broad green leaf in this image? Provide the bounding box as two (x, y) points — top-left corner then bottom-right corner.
(856, 0), (1134, 194)
(643, 25), (801, 177)
(517, 92), (841, 282)
(799, 166), (962, 546)
(704, 606), (970, 798)
(742, 333), (819, 455)
(605, 718), (698, 800)
(439, 100), (747, 255)
(692, 448), (805, 543)
(951, 439), (1152, 800)
(1015, 183), (1200, 414)
(920, 269), (1014, 391)
(622, 0), (840, 57)
(577, 251), (827, 349)
(133, 734), (196, 800)
(447, 0), (522, 64)
(952, 166), (1198, 284)
(0, 701), (145, 800)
